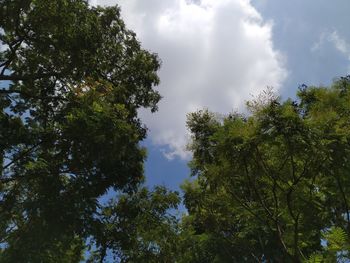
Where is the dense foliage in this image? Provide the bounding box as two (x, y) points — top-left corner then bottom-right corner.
(184, 78), (350, 262)
(0, 0), (163, 261)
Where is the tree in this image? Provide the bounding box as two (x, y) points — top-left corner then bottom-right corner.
(306, 227), (350, 262)
(0, 0), (161, 260)
(88, 186), (180, 263)
(109, 79), (350, 263)
(184, 77), (350, 262)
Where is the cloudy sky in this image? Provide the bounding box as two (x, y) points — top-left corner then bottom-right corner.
(92, 0), (350, 189)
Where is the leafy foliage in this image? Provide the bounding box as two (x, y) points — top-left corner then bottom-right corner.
(88, 186), (180, 263)
(306, 227), (350, 262)
(0, 0), (160, 261)
(184, 76), (350, 262)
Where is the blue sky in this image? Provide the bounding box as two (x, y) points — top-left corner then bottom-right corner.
(92, 0), (350, 191)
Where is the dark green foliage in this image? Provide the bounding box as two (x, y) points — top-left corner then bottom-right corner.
(88, 186), (180, 263)
(0, 0), (160, 261)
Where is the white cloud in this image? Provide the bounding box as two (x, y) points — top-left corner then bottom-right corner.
(312, 30), (350, 60)
(93, 0), (287, 159)
(329, 31), (350, 60)
(329, 32), (350, 74)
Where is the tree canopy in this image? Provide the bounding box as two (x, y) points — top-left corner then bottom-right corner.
(0, 0), (162, 261)
(183, 77), (350, 262)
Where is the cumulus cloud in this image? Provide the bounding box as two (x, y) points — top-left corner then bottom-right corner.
(93, 0), (287, 159)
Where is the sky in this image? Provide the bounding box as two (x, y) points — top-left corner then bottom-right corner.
(92, 0), (350, 191)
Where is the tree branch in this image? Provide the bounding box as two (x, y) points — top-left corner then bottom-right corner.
(0, 73), (61, 81)
(2, 142), (43, 172)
